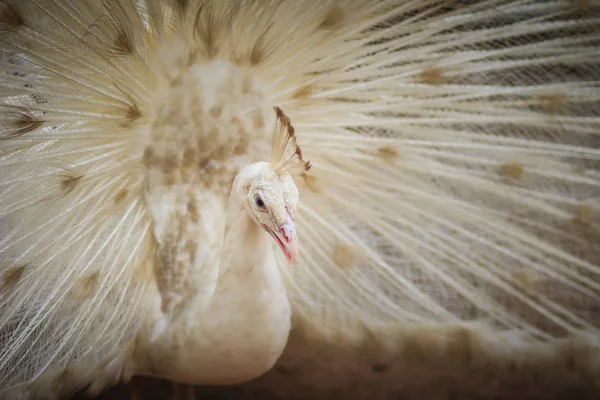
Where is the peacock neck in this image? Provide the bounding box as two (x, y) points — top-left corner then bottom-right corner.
(143, 185), (291, 385)
(175, 190), (292, 384)
(212, 187), (279, 294)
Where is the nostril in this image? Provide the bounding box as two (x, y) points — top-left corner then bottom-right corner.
(280, 226), (293, 243)
(280, 228), (290, 242)
(280, 213), (295, 243)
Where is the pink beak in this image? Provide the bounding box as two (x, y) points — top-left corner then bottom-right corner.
(267, 212), (299, 265)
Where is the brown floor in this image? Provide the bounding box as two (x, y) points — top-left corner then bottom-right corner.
(73, 334), (599, 400)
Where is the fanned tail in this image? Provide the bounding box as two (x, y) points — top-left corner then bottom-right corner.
(1, 0), (599, 398)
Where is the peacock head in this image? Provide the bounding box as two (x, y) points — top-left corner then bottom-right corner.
(236, 107), (311, 265)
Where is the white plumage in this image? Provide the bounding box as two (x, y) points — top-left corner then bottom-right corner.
(0, 0), (599, 399)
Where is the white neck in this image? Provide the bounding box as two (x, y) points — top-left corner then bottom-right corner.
(144, 172), (291, 384)
(183, 190), (291, 383)
(215, 189), (274, 285)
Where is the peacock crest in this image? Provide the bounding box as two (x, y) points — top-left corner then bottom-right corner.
(270, 106), (311, 178)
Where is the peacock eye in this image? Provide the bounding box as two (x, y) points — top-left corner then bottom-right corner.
(255, 195), (266, 209)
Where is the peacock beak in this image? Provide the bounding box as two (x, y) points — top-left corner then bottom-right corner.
(279, 213), (299, 265)
(267, 212), (299, 265)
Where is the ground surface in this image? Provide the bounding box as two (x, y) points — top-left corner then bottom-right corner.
(74, 333), (599, 400)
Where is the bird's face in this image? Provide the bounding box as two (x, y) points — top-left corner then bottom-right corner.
(242, 162), (300, 264)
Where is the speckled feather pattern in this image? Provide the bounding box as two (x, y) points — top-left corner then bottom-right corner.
(144, 60), (271, 316)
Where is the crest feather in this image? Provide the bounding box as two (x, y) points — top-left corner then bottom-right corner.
(270, 106), (311, 177)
